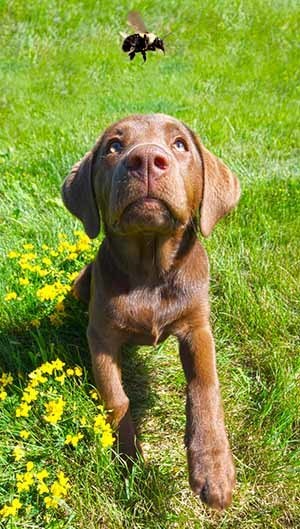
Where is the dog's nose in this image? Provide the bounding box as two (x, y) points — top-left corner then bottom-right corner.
(125, 145), (169, 180)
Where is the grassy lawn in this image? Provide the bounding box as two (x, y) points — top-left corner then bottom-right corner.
(0, 0), (299, 527)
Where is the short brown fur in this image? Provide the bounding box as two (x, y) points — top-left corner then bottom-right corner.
(62, 114), (240, 510)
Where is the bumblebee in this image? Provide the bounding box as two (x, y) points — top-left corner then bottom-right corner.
(122, 11), (165, 62)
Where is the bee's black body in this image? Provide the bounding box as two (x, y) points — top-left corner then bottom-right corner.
(122, 32), (164, 62)
(122, 12), (165, 62)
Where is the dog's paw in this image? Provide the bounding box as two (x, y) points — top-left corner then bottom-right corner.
(188, 447), (236, 510)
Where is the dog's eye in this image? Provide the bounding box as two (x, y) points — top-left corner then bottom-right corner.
(107, 141), (123, 154)
(173, 139), (188, 152)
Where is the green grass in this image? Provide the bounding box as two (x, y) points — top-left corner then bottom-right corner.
(0, 0), (299, 527)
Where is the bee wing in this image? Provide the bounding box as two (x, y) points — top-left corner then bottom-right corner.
(127, 11), (148, 33)
(161, 31), (172, 40)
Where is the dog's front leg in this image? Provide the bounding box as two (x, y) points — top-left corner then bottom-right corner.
(87, 325), (138, 460)
(179, 323), (235, 510)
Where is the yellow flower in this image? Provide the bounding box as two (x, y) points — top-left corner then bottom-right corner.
(19, 277), (30, 286)
(35, 468), (50, 494)
(58, 241), (77, 254)
(20, 430), (30, 440)
(22, 386), (38, 403)
(23, 243), (34, 250)
(20, 252), (37, 261)
(75, 231), (91, 252)
(37, 481), (49, 494)
(55, 373), (66, 384)
(49, 313), (63, 326)
(93, 414), (107, 433)
(28, 368), (47, 385)
(42, 257), (52, 266)
(55, 471), (70, 495)
(42, 244), (49, 250)
(64, 432), (83, 447)
(101, 430), (115, 448)
(45, 361), (57, 374)
(65, 434), (73, 445)
(30, 319), (40, 328)
(57, 244), (65, 254)
(0, 390), (7, 401)
(50, 250), (58, 257)
(67, 271), (79, 282)
(54, 281), (71, 295)
(0, 497), (22, 517)
(13, 445), (25, 461)
(50, 481), (67, 500)
(36, 284), (57, 301)
(34, 266), (49, 277)
(80, 416), (87, 426)
(16, 471), (34, 492)
(66, 368), (74, 376)
(40, 362), (55, 375)
(75, 230), (90, 240)
(66, 252), (78, 260)
(44, 397), (65, 424)
(37, 282), (70, 302)
(90, 390), (99, 401)
(74, 366), (83, 377)
(93, 412), (114, 447)
(12, 498), (22, 511)
(16, 402), (31, 417)
(36, 469), (49, 481)
(44, 496), (58, 509)
(52, 359), (65, 371)
(19, 261), (33, 270)
(56, 294), (65, 304)
(0, 372), (13, 386)
(55, 301), (65, 312)
(26, 461), (34, 471)
(7, 250), (20, 259)
(58, 470), (69, 486)
(4, 292), (17, 301)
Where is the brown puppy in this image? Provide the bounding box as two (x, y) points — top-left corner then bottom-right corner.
(62, 114), (240, 510)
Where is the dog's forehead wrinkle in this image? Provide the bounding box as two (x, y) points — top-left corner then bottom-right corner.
(114, 128), (124, 136)
(103, 114), (187, 143)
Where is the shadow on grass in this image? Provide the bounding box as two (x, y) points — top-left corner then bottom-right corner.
(0, 295), (179, 525)
(0, 291), (159, 455)
(0, 292), (158, 426)
(0, 294), (91, 375)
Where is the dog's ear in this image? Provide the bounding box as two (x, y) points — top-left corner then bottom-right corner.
(61, 149), (100, 239)
(192, 135), (241, 237)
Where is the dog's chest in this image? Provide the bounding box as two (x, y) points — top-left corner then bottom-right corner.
(109, 285), (187, 344)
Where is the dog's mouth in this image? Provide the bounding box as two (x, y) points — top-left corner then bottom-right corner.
(122, 197), (171, 215)
(117, 197), (176, 234)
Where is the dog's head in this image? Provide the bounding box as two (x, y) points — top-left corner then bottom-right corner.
(62, 114), (240, 238)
